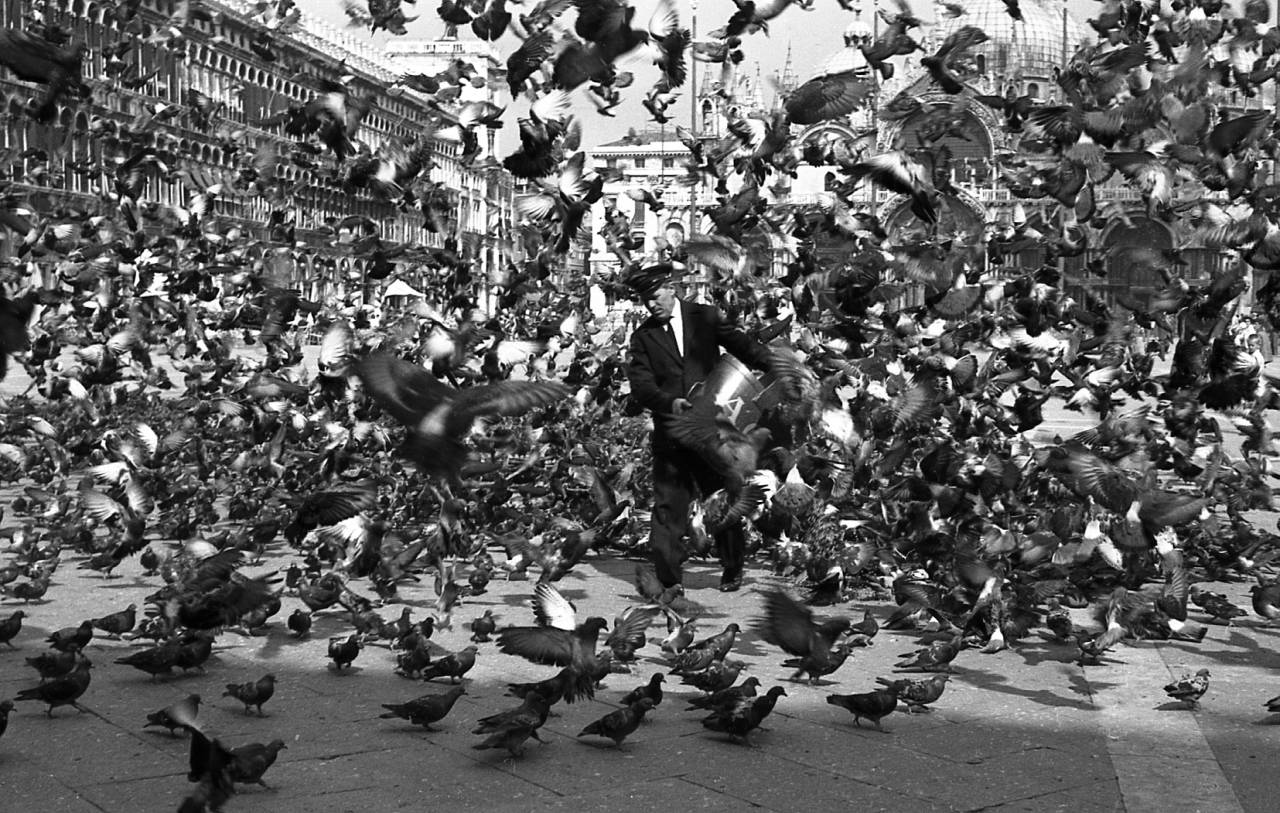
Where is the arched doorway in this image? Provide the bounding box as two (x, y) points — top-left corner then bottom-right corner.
(1103, 217), (1173, 306)
(896, 108), (994, 184)
(884, 193), (985, 240)
(882, 193), (987, 305)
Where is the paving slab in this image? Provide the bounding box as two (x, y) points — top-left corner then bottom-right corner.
(6, 771), (108, 813)
(78, 774), (193, 813)
(503, 777), (776, 812)
(979, 780), (1125, 813)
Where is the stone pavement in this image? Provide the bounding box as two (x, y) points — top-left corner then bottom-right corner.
(2, 547), (1278, 813)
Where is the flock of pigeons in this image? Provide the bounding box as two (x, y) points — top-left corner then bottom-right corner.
(2, 0), (1280, 809)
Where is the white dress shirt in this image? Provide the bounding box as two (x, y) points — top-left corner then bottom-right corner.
(667, 300), (684, 357)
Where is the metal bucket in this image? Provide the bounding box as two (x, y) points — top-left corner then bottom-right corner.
(689, 353), (764, 429)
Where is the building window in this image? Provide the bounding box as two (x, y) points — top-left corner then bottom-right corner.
(634, 157), (645, 169)
(662, 157), (675, 168)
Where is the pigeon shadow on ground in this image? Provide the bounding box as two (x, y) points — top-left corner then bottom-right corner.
(1153, 701), (1198, 711)
(253, 629), (324, 661)
(572, 737), (627, 751)
(1005, 640), (1073, 668)
(3, 619), (58, 644)
(494, 589), (545, 613)
(957, 665), (1097, 711)
(1, 597), (51, 606)
(82, 576), (153, 590)
(1157, 633), (1280, 671)
(1243, 621), (1280, 638)
(1067, 670), (1119, 698)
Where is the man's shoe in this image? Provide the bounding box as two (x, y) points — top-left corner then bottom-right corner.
(718, 579), (742, 593)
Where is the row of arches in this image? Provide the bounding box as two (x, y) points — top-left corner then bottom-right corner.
(35, 0), (430, 146)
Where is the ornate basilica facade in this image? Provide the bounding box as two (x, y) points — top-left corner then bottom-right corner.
(588, 0), (1275, 310)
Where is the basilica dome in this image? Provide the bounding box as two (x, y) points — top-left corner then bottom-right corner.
(815, 0), (1094, 85)
(817, 10), (876, 76)
(930, 0), (1094, 81)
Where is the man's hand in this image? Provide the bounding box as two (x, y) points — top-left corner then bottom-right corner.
(671, 397), (693, 416)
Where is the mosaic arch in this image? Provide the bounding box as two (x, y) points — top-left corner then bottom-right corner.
(882, 192), (987, 239)
(1103, 217), (1173, 291)
(891, 107), (996, 185)
(801, 122), (863, 144)
(809, 208), (862, 266)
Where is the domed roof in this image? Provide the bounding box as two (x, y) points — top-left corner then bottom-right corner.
(814, 0), (1091, 82)
(843, 10), (874, 44)
(932, 0), (1093, 80)
(820, 12), (874, 75)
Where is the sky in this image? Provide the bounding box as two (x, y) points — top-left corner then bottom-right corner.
(311, 0), (1103, 148)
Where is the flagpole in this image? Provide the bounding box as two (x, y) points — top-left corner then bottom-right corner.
(689, 0), (700, 238)
(870, 0), (879, 219)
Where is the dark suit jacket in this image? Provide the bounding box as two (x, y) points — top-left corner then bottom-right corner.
(626, 299), (773, 445)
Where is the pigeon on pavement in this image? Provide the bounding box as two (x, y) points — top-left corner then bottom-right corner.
(701, 686), (787, 744)
(0, 610), (25, 648)
(577, 697), (656, 748)
(470, 609), (496, 642)
(473, 692), (552, 757)
(754, 590), (852, 683)
(380, 686), (466, 730)
(329, 634), (362, 670)
(875, 674), (950, 713)
(827, 689), (899, 731)
(620, 673), (665, 708)
(15, 659), (92, 716)
(145, 694), (202, 736)
(420, 645), (478, 683)
(1164, 669), (1211, 708)
(223, 675), (277, 716)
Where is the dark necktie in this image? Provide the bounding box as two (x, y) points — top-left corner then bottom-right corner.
(666, 321), (679, 356)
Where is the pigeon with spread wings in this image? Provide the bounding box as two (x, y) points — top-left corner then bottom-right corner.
(785, 70), (877, 126)
(0, 30), (88, 123)
(514, 151), (604, 253)
(664, 404), (772, 493)
(496, 582), (610, 702)
(845, 150), (939, 225)
(356, 352), (569, 482)
(920, 24), (988, 95)
(754, 588), (853, 683)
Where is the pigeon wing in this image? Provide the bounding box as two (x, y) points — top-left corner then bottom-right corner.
(458, 380), (571, 420)
(531, 582), (577, 630)
(785, 71), (875, 126)
(356, 352), (452, 426)
(756, 589), (822, 657)
(497, 626), (576, 665)
(608, 605), (660, 649)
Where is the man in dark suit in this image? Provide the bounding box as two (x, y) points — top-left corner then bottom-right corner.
(625, 265), (773, 591)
